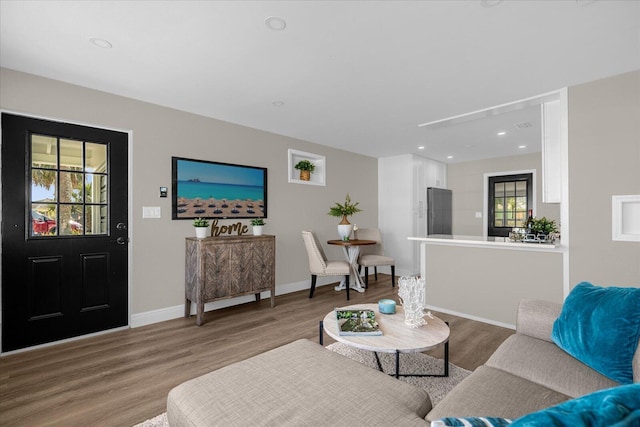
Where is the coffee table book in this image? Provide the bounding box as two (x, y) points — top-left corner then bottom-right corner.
(335, 309), (383, 336)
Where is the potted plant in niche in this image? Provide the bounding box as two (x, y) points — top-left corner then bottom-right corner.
(294, 159), (315, 181)
(328, 193), (362, 240)
(193, 217), (210, 239)
(250, 218), (266, 236)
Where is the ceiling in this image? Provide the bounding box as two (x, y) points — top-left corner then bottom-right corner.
(1, 1), (638, 163)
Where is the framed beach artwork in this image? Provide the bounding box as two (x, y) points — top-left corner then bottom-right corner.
(171, 156), (267, 220)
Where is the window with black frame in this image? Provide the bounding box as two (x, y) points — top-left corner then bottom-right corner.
(488, 173), (533, 237)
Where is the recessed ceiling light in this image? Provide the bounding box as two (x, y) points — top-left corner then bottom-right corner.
(265, 16), (287, 31)
(272, 100), (285, 107)
(497, 131), (506, 136)
(447, 155), (454, 159)
(89, 37), (112, 49)
(519, 145), (527, 149)
(418, 146), (425, 150)
(480, 0), (504, 7)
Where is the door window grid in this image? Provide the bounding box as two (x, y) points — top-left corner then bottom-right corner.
(488, 173), (532, 237)
(30, 134), (108, 237)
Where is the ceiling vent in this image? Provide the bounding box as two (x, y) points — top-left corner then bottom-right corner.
(513, 121), (533, 129)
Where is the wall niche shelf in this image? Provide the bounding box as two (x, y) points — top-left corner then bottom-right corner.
(288, 149), (326, 186)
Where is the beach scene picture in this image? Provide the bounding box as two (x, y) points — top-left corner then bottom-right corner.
(172, 157), (267, 219)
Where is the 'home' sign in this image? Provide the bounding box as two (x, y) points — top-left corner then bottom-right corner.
(210, 219), (249, 236)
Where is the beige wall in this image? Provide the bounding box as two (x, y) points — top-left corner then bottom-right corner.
(568, 70), (640, 288)
(448, 153), (561, 236)
(0, 68), (379, 315)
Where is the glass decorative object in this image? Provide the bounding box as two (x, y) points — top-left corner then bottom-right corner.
(398, 276), (426, 328)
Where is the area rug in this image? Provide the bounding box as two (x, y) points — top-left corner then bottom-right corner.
(133, 343), (470, 426)
(326, 342), (471, 406)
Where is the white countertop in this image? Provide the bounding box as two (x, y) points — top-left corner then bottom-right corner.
(408, 235), (563, 252)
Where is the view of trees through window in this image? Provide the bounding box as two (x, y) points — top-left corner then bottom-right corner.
(30, 134), (108, 237)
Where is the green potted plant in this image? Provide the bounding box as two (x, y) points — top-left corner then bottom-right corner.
(250, 218), (266, 236)
(328, 193), (362, 240)
(530, 217), (559, 243)
(192, 217), (210, 238)
(294, 159), (315, 181)
(530, 217), (558, 235)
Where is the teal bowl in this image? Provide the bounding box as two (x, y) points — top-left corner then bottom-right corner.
(378, 299), (396, 314)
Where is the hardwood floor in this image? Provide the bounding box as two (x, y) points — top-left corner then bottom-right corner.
(0, 276), (514, 426)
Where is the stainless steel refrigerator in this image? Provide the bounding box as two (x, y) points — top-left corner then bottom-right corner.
(427, 187), (452, 235)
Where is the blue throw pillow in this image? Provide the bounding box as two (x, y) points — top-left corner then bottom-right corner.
(511, 384), (640, 426)
(551, 282), (640, 384)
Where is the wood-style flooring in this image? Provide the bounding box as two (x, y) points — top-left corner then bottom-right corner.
(0, 275), (514, 426)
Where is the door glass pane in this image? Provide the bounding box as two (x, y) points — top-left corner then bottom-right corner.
(506, 196), (515, 211)
(87, 174), (108, 204)
(59, 204), (83, 235)
(60, 139), (83, 171)
(86, 205), (108, 235)
(86, 143), (107, 173)
(31, 134), (57, 169)
(31, 204), (57, 236)
(59, 172), (84, 203)
(516, 196), (527, 210)
(494, 183), (504, 197)
(504, 182), (515, 195)
(516, 181), (527, 196)
(494, 197), (504, 211)
(31, 170), (57, 203)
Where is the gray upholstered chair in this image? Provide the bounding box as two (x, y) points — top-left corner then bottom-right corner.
(356, 227), (395, 288)
(301, 230), (352, 300)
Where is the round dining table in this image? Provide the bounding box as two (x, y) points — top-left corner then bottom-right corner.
(327, 239), (376, 293)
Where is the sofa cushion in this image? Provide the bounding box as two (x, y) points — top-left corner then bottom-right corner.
(486, 334), (618, 397)
(551, 282), (640, 384)
(511, 383), (640, 426)
(426, 366), (570, 421)
(515, 299), (562, 342)
(167, 339), (432, 426)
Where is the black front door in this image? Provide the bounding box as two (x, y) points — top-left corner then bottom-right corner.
(1, 113), (129, 352)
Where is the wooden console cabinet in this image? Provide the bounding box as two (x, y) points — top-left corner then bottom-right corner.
(185, 235), (276, 326)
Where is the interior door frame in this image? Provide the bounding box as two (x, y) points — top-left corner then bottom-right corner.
(0, 109), (134, 355)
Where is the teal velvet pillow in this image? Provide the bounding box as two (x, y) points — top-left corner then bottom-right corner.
(511, 384), (640, 426)
(551, 282), (640, 384)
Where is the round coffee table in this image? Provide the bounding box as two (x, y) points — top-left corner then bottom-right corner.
(320, 303), (450, 378)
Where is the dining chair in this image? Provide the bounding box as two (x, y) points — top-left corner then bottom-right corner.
(301, 230), (352, 300)
(356, 227), (395, 288)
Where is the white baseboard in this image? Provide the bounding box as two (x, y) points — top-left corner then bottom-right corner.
(130, 276), (339, 328)
(424, 304), (515, 330)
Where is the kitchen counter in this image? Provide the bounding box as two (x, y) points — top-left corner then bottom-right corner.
(408, 235), (566, 327)
(409, 235), (563, 252)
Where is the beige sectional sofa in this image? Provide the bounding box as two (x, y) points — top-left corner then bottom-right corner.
(427, 299), (634, 421)
(167, 299), (637, 426)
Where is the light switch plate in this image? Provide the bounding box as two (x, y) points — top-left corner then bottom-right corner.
(143, 206), (161, 218)
(475, 211), (482, 218)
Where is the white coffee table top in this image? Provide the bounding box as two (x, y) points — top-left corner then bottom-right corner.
(322, 303), (450, 354)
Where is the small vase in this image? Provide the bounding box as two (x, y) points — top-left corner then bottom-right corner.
(253, 225), (264, 236)
(337, 215), (353, 240)
(299, 170), (311, 181)
(195, 227), (208, 239)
